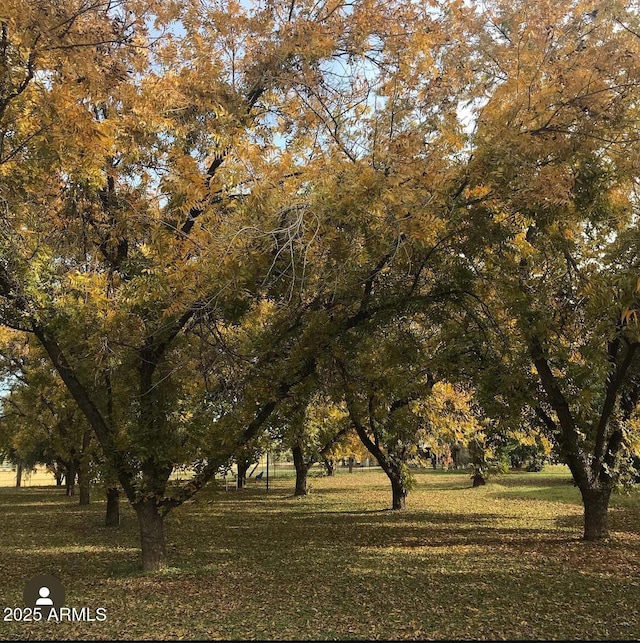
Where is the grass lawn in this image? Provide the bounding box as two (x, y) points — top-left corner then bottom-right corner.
(0, 466), (639, 640)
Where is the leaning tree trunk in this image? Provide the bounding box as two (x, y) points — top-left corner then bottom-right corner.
(105, 487), (121, 527)
(134, 498), (166, 571)
(292, 444), (311, 496)
(346, 405), (410, 510)
(580, 485), (612, 541)
(376, 455), (408, 510)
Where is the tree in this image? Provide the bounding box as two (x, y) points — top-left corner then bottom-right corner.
(275, 395), (350, 496)
(286, 406), (315, 497)
(463, 0), (640, 539)
(328, 428), (373, 474)
(332, 321), (439, 510)
(0, 331), (97, 501)
(233, 443), (263, 489)
(1, 0), (429, 569)
(416, 381), (483, 472)
(304, 397), (351, 478)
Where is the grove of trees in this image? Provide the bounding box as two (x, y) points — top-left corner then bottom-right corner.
(0, 0), (639, 569)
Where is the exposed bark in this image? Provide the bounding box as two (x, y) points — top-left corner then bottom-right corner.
(179, 83), (267, 236)
(528, 334), (587, 480)
(318, 426), (348, 477)
(390, 473), (407, 510)
(135, 498), (166, 571)
(78, 476), (90, 505)
(321, 455), (336, 476)
(236, 458), (250, 489)
(526, 332), (625, 540)
(593, 342), (638, 475)
(472, 470), (486, 487)
(292, 443), (312, 496)
(32, 304), (319, 569)
(580, 486), (612, 541)
(33, 325), (137, 500)
(66, 461), (76, 496)
(343, 385), (409, 510)
(51, 461), (65, 486)
(105, 487), (121, 527)
(15, 462), (22, 488)
(78, 428), (92, 505)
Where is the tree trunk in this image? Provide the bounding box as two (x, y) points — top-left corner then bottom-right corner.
(134, 499), (166, 571)
(15, 462), (22, 488)
(472, 470), (486, 487)
(78, 464), (90, 505)
(105, 487), (121, 527)
(292, 443), (310, 496)
(322, 455), (336, 476)
(390, 473), (407, 510)
(345, 405), (409, 510)
(237, 458), (250, 489)
(66, 462), (76, 496)
(78, 428), (91, 505)
(348, 457), (354, 473)
(79, 480), (90, 505)
(55, 471), (64, 486)
(581, 486), (612, 541)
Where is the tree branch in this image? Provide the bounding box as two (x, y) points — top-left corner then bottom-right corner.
(31, 324), (136, 500)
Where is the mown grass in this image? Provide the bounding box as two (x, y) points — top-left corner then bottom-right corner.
(0, 466), (639, 640)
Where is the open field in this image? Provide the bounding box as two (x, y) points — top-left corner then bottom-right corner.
(0, 468), (56, 488)
(0, 466), (639, 640)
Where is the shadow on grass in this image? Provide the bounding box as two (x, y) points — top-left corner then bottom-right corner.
(555, 505), (640, 537)
(494, 485), (582, 505)
(495, 472), (575, 487)
(176, 502), (578, 559)
(294, 512), (571, 549)
(3, 483), (640, 642)
(419, 484), (475, 491)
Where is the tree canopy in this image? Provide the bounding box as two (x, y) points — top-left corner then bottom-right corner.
(1, 0), (639, 568)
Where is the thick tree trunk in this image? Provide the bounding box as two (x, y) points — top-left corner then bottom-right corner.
(79, 480), (90, 505)
(348, 457), (354, 473)
(237, 458), (250, 489)
(15, 462), (22, 488)
(78, 464), (90, 505)
(134, 499), (166, 571)
(472, 470), (486, 487)
(105, 487), (121, 527)
(292, 444), (310, 496)
(581, 486), (612, 541)
(390, 473), (407, 510)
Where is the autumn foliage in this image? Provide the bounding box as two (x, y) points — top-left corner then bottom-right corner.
(0, 0), (639, 569)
